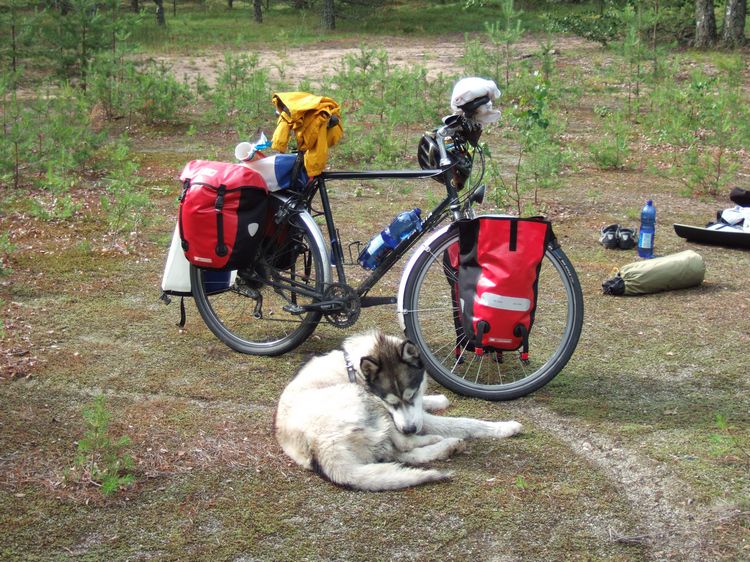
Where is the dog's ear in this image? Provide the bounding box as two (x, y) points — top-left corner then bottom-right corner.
(400, 340), (423, 368)
(360, 356), (380, 381)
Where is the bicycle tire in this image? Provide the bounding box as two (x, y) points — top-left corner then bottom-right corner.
(190, 212), (328, 356)
(401, 226), (583, 400)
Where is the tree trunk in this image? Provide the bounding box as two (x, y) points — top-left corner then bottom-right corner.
(322, 0), (335, 30)
(254, 0), (263, 22)
(694, 0), (717, 47)
(154, 0), (165, 25)
(11, 21), (17, 75)
(721, 0), (747, 47)
(227, 0), (233, 8)
(131, 0), (139, 12)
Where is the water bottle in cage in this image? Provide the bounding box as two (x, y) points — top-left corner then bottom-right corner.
(358, 209), (423, 270)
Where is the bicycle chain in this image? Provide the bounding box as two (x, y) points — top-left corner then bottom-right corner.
(323, 283), (361, 328)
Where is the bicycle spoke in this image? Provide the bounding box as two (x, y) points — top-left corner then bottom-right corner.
(403, 306), (452, 315)
(431, 336), (458, 359)
(474, 353), (485, 384)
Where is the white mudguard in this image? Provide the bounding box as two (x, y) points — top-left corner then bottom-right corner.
(396, 224), (453, 331)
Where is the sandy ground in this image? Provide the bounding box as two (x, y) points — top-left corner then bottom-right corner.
(149, 34), (596, 88)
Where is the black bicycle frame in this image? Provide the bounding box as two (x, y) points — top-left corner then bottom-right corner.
(310, 167), (463, 306)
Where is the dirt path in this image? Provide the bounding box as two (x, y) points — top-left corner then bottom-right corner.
(506, 402), (736, 560)
(153, 38), (467, 87)
(151, 34), (597, 87)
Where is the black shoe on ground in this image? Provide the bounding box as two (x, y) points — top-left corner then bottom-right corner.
(599, 224), (619, 249)
(617, 227), (636, 250)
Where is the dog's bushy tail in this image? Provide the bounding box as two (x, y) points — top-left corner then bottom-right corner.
(313, 457), (451, 492)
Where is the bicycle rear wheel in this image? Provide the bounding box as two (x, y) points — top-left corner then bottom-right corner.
(401, 226), (583, 400)
(190, 213), (328, 356)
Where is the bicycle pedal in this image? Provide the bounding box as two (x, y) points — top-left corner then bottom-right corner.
(283, 304), (305, 315)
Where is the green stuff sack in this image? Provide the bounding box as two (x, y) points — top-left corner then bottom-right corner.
(602, 250), (705, 296)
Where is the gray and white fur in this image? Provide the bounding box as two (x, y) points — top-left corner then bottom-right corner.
(274, 331), (522, 491)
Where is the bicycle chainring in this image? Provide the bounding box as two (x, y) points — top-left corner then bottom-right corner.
(323, 283), (361, 328)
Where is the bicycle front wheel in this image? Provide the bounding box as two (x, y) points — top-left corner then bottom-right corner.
(401, 227), (583, 400)
(190, 213), (328, 356)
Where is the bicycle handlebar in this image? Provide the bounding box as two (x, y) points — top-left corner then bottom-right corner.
(435, 111), (484, 169)
(434, 114), (468, 167)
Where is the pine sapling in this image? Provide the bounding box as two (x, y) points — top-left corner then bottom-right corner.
(72, 395), (136, 495)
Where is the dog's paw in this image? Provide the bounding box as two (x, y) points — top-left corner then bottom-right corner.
(423, 394), (450, 411)
(442, 437), (467, 456)
(426, 469), (454, 482)
(419, 434), (445, 446)
(491, 420), (523, 438)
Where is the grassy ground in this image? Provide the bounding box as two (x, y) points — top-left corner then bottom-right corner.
(2, 26), (750, 562)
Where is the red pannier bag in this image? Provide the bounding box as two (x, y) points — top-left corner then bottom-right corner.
(455, 216), (554, 358)
(178, 160), (269, 271)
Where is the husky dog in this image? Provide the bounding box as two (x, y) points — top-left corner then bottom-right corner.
(274, 331), (523, 491)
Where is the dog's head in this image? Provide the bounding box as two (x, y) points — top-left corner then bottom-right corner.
(359, 333), (426, 434)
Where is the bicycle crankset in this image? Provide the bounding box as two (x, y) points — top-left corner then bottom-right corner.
(323, 283), (360, 328)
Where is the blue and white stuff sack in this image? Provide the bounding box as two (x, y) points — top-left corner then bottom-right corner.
(241, 154), (308, 191)
(161, 225), (238, 297)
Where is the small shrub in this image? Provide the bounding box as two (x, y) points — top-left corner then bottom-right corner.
(328, 45), (442, 128)
(88, 58), (192, 125)
(514, 475), (529, 490)
(461, 0), (524, 90)
(590, 111), (630, 170)
(708, 414), (750, 463)
(331, 122), (404, 167)
(0, 89), (31, 189)
(644, 58), (750, 197)
(325, 46), (443, 166)
(2, 82), (105, 191)
(545, 9), (621, 47)
(40, 86), (102, 172)
(137, 62), (193, 124)
(29, 193), (80, 221)
(70, 395), (136, 496)
(202, 53), (271, 131)
(87, 57), (138, 121)
(98, 138), (150, 237)
(493, 65), (569, 215)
